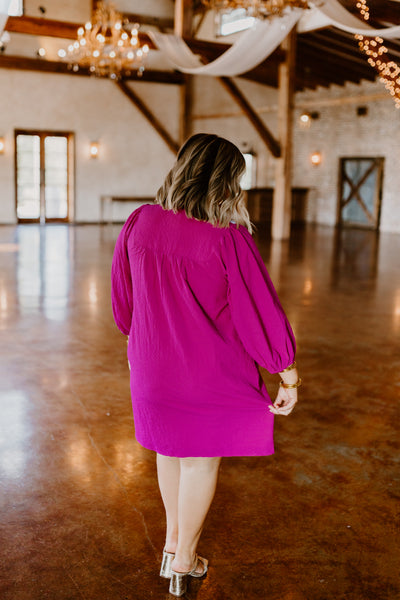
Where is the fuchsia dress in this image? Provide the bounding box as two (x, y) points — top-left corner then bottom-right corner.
(111, 204), (296, 457)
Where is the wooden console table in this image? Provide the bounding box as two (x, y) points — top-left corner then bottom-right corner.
(246, 187), (309, 228)
(100, 196), (154, 224)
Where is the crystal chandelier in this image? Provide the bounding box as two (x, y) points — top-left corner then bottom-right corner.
(60, 2), (149, 80)
(201, 0), (311, 19)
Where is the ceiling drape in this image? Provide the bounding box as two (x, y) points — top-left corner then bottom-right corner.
(0, 0), (12, 37)
(150, 0), (400, 77)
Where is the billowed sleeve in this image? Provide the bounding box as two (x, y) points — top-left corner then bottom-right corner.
(111, 206), (143, 335)
(222, 225), (296, 373)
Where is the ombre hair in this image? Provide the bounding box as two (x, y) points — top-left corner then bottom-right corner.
(155, 133), (252, 232)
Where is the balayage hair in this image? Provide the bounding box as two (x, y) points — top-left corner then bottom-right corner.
(155, 133), (253, 233)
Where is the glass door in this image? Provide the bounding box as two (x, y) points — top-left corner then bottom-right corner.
(15, 131), (73, 223)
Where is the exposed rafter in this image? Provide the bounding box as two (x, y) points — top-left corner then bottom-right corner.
(340, 0), (400, 25)
(3, 2), (400, 92)
(116, 80), (180, 154)
(219, 77), (281, 158)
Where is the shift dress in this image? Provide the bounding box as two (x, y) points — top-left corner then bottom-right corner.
(111, 203), (296, 457)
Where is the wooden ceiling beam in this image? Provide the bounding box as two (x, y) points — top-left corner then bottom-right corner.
(338, 0), (400, 25)
(122, 13), (174, 31)
(298, 48), (377, 87)
(300, 37), (374, 68)
(175, 0), (194, 37)
(0, 54), (184, 84)
(219, 76), (281, 157)
(116, 80), (180, 154)
(321, 27), (400, 61)
(297, 46), (376, 84)
(5, 16), (81, 39)
(4, 15), (158, 48)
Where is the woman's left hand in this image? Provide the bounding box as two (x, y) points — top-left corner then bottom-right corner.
(269, 386), (298, 416)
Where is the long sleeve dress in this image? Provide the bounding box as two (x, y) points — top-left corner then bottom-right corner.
(111, 203), (296, 457)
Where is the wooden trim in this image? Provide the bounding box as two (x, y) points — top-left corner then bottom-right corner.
(219, 77), (281, 158)
(116, 81), (180, 154)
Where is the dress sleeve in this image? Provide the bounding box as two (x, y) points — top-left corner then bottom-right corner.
(222, 225), (296, 374)
(111, 207), (143, 335)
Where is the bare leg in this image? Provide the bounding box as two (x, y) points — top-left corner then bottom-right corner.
(172, 456), (221, 574)
(156, 453), (180, 553)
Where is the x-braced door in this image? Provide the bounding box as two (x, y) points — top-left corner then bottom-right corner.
(338, 157), (384, 230)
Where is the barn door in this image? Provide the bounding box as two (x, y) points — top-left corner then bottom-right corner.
(338, 157), (384, 230)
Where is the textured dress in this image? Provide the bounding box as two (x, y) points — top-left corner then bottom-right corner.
(111, 203), (296, 457)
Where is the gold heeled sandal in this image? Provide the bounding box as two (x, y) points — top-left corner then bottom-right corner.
(160, 549), (175, 579)
(169, 555), (208, 597)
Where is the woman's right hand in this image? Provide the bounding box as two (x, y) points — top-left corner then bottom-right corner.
(269, 385), (297, 416)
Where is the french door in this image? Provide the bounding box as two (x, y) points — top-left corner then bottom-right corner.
(15, 130), (74, 223)
(338, 157), (384, 230)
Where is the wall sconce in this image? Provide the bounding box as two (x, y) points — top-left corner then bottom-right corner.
(299, 112), (311, 128)
(0, 137), (5, 154)
(310, 151), (322, 166)
(90, 142), (99, 158)
(299, 111), (320, 129)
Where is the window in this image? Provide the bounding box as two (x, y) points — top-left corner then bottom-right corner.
(241, 152), (256, 190)
(8, 0), (23, 16)
(15, 130), (74, 223)
(219, 8), (254, 36)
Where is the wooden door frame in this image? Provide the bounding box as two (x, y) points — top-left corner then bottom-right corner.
(337, 156), (384, 230)
(14, 129), (75, 223)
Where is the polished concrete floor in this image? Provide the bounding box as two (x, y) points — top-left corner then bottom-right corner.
(0, 223), (399, 600)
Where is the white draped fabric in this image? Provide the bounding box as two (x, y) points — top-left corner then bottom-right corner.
(150, 0), (400, 78)
(0, 0), (11, 33)
(149, 10), (302, 77)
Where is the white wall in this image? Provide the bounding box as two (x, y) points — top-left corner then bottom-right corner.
(0, 70), (180, 223)
(1, 56), (400, 231)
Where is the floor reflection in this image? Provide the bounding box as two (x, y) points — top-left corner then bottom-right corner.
(16, 225), (71, 320)
(0, 222), (399, 600)
(330, 227), (380, 289)
(0, 390), (30, 480)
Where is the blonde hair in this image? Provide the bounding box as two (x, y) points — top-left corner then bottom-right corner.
(155, 133), (252, 233)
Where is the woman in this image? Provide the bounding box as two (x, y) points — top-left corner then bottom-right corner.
(111, 133), (300, 597)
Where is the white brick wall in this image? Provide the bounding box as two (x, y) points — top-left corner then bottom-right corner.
(293, 80), (400, 233)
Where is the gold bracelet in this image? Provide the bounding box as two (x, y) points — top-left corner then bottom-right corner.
(280, 378), (302, 389)
(280, 361), (297, 373)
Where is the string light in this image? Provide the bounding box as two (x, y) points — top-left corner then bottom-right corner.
(355, 0), (400, 108)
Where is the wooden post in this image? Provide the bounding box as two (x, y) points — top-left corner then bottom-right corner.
(180, 75), (193, 145)
(174, 0), (193, 37)
(272, 29), (296, 241)
(175, 0), (193, 146)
